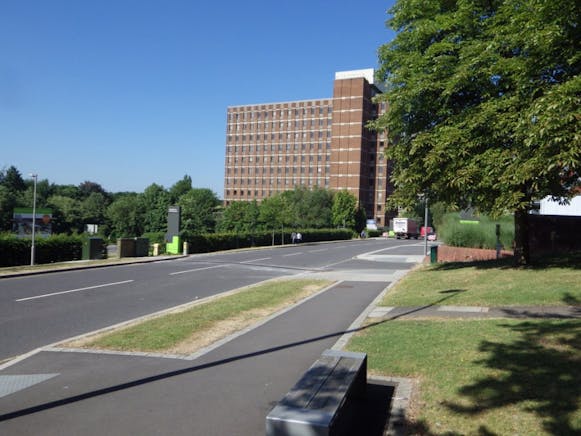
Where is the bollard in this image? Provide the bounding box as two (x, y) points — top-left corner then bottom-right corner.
(153, 243), (159, 256)
(430, 245), (438, 263)
(183, 241), (189, 255)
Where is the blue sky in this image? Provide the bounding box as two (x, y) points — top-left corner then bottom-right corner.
(1, 1), (396, 197)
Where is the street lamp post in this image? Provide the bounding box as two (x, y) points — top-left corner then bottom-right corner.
(424, 195), (429, 256)
(30, 173), (38, 266)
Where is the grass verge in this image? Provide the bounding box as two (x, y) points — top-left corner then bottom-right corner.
(380, 259), (581, 307)
(66, 278), (332, 354)
(350, 253), (581, 434)
(348, 318), (581, 435)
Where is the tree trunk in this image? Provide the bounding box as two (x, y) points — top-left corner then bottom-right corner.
(513, 209), (530, 265)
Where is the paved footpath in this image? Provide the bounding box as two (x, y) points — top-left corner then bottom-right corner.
(368, 304), (581, 320)
(0, 280), (391, 436)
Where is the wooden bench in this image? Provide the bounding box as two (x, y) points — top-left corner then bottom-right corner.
(266, 349), (367, 436)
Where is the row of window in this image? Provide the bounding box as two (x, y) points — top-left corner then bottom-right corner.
(226, 179), (329, 197)
(227, 142), (331, 153)
(226, 164), (330, 176)
(227, 130), (331, 143)
(226, 155), (329, 164)
(228, 105), (332, 121)
(228, 118), (332, 132)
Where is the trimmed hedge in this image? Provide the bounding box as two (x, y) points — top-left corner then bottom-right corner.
(181, 228), (353, 254)
(0, 234), (84, 267)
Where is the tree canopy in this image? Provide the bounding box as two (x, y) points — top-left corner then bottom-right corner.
(0, 164), (370, 239)
(372, 0), (580, 263)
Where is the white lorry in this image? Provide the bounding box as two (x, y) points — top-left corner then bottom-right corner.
(393, 218), (419, 239)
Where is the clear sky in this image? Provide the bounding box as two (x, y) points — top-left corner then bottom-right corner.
(1, 0), (396, 197)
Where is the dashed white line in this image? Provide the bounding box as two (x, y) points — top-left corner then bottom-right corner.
(241, 257), (271, 263)
(283, 253), (302, 257)
(308, 249), (328, 253)
(16, 280), (134, 302)
(169, 265), (226, 275)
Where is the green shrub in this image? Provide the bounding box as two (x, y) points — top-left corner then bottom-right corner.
(181, 228), (353, 253)
(439, 213), (514, 249)
(0, 234), (84, 267)
(141, 232), (166, 244)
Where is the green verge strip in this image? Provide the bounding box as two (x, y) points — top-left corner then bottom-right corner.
(348, 318), (581, 435)
(380, 262), (581, 307)
(78, 279), (332, 353)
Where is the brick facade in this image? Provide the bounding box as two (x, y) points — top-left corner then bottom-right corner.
(224, 69), (392, 227)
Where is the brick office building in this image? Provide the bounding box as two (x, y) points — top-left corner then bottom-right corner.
(223, 68), (392, 227)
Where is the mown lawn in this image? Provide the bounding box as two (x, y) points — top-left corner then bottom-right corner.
(380, 258), (581, 307)
(349, 254), (581, 434)
(348, 318), (581, 435)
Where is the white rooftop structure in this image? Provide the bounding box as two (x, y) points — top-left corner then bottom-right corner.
(538, 195), (581, 216)
(335, 68), (375, 84)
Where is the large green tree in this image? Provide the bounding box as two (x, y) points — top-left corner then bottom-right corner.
(373, 0), (580, 264)
(331, 190), (358, 229)
(178, 188), (220, 234)
(258, 194), (289, 232)
(47, 195), (82, 234)
(140, 183), (171, 233)
(169, 175), (193, 203)
(106, 194), (145, 238)
(80, 192), (110, 226)
(217, 200), (260, 233)
(281, 186), (333, 229)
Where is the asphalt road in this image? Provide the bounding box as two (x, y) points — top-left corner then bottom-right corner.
(0, 238), (425, 361)
(0, 237), (429, 435)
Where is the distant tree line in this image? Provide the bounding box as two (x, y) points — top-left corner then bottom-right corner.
(0, 165), (366, 241)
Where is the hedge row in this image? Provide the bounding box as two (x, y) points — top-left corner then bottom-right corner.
(181, 228), (354, 253)
(438, 213), (514, 250)
(0, 234), (84, 267)
(0, 228), (355, 267)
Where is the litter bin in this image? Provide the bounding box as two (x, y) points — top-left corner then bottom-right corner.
(430, 245), (438, 264)
(117, 238), (136, 258)
(134, 237), (149, 257)
(83, 237), (104, 260)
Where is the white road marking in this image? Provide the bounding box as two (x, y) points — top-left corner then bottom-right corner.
(283, 253), (302, 257)
(16, 280), (134, 302)
(169, 265), (226, 275)
(241, 257), (271, 263)
(0, 374), (59, 398)
(308, 249), (328, 253)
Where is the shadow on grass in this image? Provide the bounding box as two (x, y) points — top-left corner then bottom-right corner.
(431, 251), (581, 271)
(404, 419), (497, 436)
(444, 294), (581, 435)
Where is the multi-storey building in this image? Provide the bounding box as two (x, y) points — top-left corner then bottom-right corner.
(224, 68), (391, 227)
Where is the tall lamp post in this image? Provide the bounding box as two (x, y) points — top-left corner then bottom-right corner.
(424, 195), (429, 256)
(30, 173), (38, 266)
